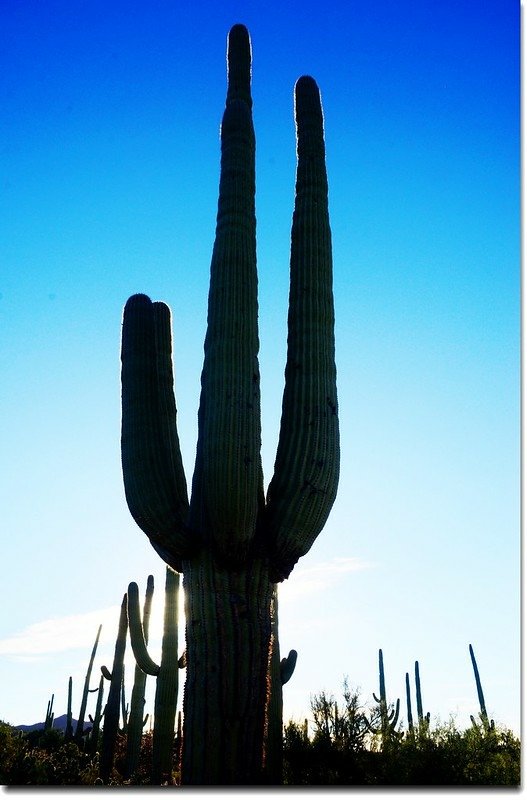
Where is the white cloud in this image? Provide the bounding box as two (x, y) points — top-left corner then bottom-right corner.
(279, 556), (373, 602)
(0, 605), (121, 658)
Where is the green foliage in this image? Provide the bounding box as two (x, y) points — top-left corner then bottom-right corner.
(0, 722), (99, 786)
(282, 685), (520, 786)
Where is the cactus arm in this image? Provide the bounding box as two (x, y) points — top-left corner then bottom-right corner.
(280, 649), (298, 685)
(121, 294), (191, 565)
(127, 580), (161, 676)
(265, 76), (339, 581)
(190, 23), (262, 567)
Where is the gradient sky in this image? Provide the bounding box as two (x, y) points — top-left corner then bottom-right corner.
(1, 0), (520, 736)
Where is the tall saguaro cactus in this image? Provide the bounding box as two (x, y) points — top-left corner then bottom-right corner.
(120, 23), (339, 784)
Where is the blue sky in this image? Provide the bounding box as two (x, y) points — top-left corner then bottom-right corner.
(1, 0), (520, 736)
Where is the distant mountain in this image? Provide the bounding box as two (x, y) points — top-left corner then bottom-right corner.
(15, 714), (92, 733)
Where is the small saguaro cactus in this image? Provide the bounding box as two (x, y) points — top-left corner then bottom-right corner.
(414, 660), (430, 732)
(124, 574), (155, 780)
(368, 649), (401, 746)
(406, 660), (430, 737)
(75, 623), (102, 745)
(88, 674), (105, 756)
(65, 677), (73, 741)
(127, 567), (182, 784)
(120, 23), (339, 785)
(469, 643), (495, 732)
(99, 594), (128, 784)
(44, 694), (54, 731)
(405, 672), (414, 735)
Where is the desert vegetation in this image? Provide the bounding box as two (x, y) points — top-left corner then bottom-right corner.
(1, 680), (519, 786)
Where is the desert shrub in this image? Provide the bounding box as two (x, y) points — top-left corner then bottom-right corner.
(283, 688), (521, 786)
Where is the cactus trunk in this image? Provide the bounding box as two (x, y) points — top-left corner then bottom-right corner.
(182, 553), (273, 783)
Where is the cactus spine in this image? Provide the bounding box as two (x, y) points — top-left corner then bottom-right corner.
(120, 23), (338, 784)
(75, 623), (102, 744)
(127, 568), (181, 784)
(99, 594), (128, 783)
(469, 643), (495, 732)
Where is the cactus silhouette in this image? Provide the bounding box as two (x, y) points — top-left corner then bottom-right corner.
(120, 23), (338, 784)
(414, 660), (430, 731)
(405, 671), (414, 735)
(75, 623), (102, 744)
(99, 594), (128, 783)
(88, 674), (105, 756)
(65, 677), (73, 741)
(127, 568), (181, 784)
(124, 574), (154, 780)
(469, 643), (495, 732)
(368, 649), (401, 745)
(44, 694), (54, 731)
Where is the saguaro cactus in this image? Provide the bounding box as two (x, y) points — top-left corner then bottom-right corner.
(368, 649), (400, 746)
(127, 568), (181, 784)
(124, 574), (154, 780)
(120, 23), (339, 784)
(100, 594), (128, 783)
(88, 674), (105, 756)
(75, 623), (102, 745)
(469, 643), (495, 732)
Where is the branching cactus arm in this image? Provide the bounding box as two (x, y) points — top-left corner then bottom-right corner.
(189, 24), (262, 567)
(265, 76), (339, 581)
(121, 296), (190, 565)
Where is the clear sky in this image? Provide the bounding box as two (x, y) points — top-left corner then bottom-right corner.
(1, 0), (520, 737)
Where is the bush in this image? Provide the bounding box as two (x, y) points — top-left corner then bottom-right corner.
(283, 692), (521, 787)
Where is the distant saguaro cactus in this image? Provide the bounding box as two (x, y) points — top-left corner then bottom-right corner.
(368, 649), (401, 746)
(75, 623), (102, 745)
(99, 594), (128, 783)
(127, 568), (182, 784)
(469, 643), (495, 732)
(120, 23), (339, 784)
(124, 574), (154, 780)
